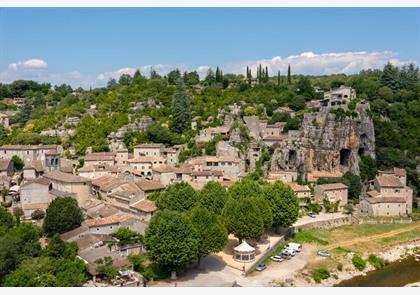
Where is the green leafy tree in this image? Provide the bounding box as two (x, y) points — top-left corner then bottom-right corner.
(43, 235), (78, 259)
(156, 182), (197, 212)
(380, 62), (400, 91)
(111, 227), (143, 247)
(359, 155), (378, 182)
(167, 69), (181, 85)
(289, 95), (306, 111)
(198, 181), (229, 215)
(252, 197), (273, 230)
(221, 197), (264, 242)
(43, 197), (83, 237)
(228, 178), (263, 200)
(11, 155), (24, 171)
(188, 207), (227, 267)
(0, 206), (14, 229)
(263, 181), (299, 228)
(95, 256), (118, 282)
(144, 210), (199, 278)
(31, 209), (45, 220)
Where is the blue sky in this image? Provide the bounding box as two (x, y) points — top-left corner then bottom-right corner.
(0, 8), (419, 87)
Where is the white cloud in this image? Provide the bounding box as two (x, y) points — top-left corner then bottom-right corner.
(0, 51), (416, 89)
(8, 59), (48, 71)
(228, 51), (415, 76)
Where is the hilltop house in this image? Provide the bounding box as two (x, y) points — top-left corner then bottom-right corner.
(20, 178), (51, 218)
(84, 152), (116, 166)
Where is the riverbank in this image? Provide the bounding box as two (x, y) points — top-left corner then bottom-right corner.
(275, 239), (420, 287)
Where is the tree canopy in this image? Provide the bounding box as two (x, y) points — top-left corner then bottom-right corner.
(156, 182), (198, 212)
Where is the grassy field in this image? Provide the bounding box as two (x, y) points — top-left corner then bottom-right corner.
(296, 221), (420, 272)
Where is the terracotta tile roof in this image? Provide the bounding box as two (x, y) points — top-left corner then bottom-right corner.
(0, 144), (59, 150)
(134, 143), (164, 149)
(316, 183), (348, 191)
(393, 167), (406, 177)
(84, 213), (134, 227)
(21, 177), (50, 188)
(92, 175), (126, 192)
(81, 197), (104, 210)
(192, 170), (223, 177)
(287, 182), (310, 192)
(365, 197), (407, 204)
(136, 180), (165, 192)
(152, 165), (176, 173)
(44, 170), (91, 184)
(0, 159), (11, 171)
(23, 160), (44, 172)
(130, 199), (157, 213)
(60, 226), (89, 241)
(263, 135), (287, 141)
(84, 152), (115, 162)
(163, 148), (176, 153)
(22, 202), (49, 210)
(376, 175), (403, 188)
(128, 156), (165, 163)
(366, 190), (381, 198)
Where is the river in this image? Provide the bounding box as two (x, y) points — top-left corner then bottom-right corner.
(335, 256), (420, 287)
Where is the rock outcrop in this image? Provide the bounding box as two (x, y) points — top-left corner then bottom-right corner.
(271, 103), (375, 179)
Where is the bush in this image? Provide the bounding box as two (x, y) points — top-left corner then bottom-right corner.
(31, 209), (45, 220)
(352, 254), (367, 271)
(337, 263), (343, 271)
(368, 254), (386, 269)
(312, 268), (330, 283)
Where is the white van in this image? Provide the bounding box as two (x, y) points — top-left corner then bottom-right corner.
(286, 242), (302, 252)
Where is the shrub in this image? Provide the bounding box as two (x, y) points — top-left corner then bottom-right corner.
(352, 254), (367, 271)
(368, 254), (386, 269)
(312, 268), (330, 283)
(31, 209), (45, 220)
(337, 263), (343, 271)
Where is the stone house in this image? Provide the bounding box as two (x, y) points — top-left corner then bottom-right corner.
(84, 152), (116, 166)
(320, 86), (356, 109)
(151, 165), (177, 186)
(135, 180), (165, 196)
(314, 183), (348, 206)
(360, 168), (413, 217)
(195, 126), (229, 143)
(129, 199), (157, 222)
(133, 143), (164, 157)
(268, 171), (298, 183)
(13, 97), (26, 107)
(287, 182), (311, 206)
(20, 178), (51, 218)
(43, 170), (92, 206)
(23, 160), (44, 179)
(0, 144), (62, 164)
(187, 156), (243, 181)
(0, 159), (14, 177)
(83, 212), (147, 235)
(78, 164), (120, 179)
(162, 148), (178, 165)
(273, 107), (295, 118)
(115, 149), (129, 166)
(191, 170), (223, 184)
(127, 156), (166, 177)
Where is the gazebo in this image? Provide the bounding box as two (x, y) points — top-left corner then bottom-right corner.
(233, 240), (256, 263)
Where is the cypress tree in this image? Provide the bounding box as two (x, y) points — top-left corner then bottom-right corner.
(287, 64), (292, 85)
(265, 66), (269, 82)
(277, 70), (281, 86)
(172, 82), (191, 133)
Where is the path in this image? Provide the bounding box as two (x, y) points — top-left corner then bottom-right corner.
(324, 222), (420, 250)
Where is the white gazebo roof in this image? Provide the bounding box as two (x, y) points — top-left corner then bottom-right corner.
(234, 240), (255, 253)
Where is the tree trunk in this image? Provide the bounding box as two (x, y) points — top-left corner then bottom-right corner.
(171, 271), (177, 280)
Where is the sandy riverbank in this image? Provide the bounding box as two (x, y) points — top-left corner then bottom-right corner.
(270, 239), (420, 287)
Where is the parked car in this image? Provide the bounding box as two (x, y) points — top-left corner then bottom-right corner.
(270, 255), (285, 262)
(286, 242), (302, 252)
(308, 212), (317, 218)
(256, 263), (267, 271)
(280, 252), (292, 259)
(282, 248), (296, 256)
(317, 250), (331, 257)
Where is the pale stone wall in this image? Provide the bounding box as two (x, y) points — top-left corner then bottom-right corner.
(21, 183), (51, 218)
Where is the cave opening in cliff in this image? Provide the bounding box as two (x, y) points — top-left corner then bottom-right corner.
(340, 148), (351, 166)
(288, 150), (297, 166)
(358, 147), (365, 156)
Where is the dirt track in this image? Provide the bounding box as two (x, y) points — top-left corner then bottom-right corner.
(324, 222), (420, 250)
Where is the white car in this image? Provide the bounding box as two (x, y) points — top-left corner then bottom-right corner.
(286, 242), (302, 252)
(270, 255), (285, 262)
(282, 248), (296, 257)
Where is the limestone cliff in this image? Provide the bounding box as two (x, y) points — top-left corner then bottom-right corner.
(271, 103), (375, 179)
